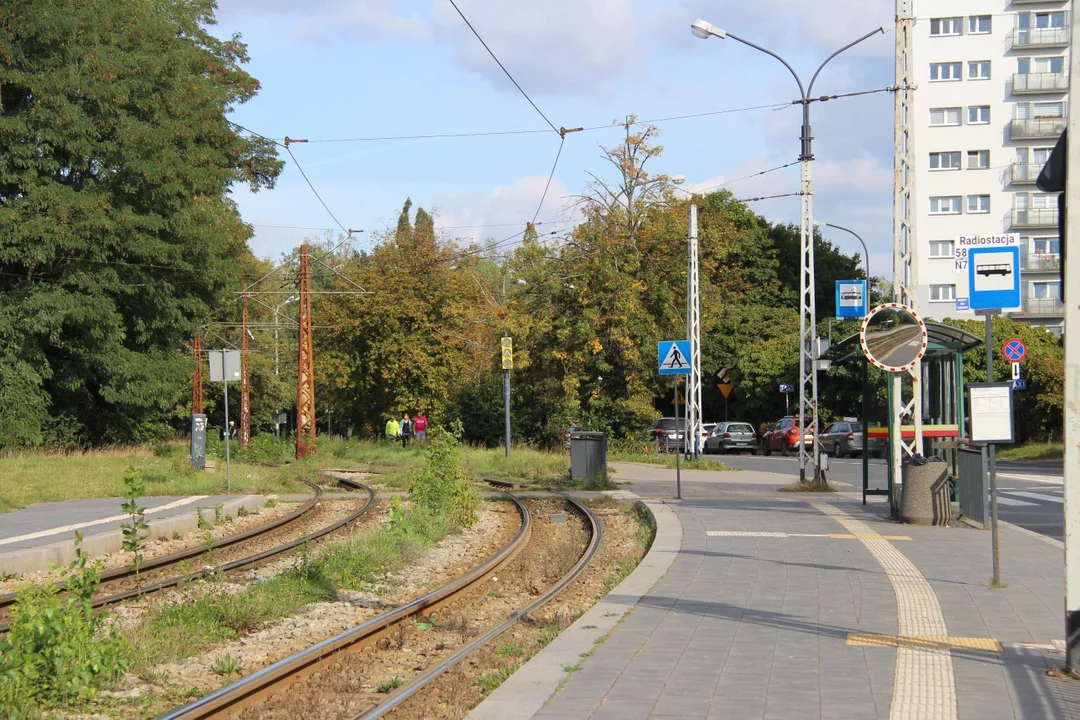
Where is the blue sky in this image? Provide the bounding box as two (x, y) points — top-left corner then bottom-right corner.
(215, 0), (897, 277)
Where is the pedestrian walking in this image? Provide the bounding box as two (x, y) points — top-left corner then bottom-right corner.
(413, 411), (428, 444)
(385, 415), (401, 441)
(400, 413), (413, 448)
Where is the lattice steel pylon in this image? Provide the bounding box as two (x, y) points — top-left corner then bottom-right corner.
(192, 335), (203, 415)
(687, 204), (703, 457)
(296, 244), (317, 458)
(240, 285), (251, 450)
(797, 142), (820, 483)
(891, 0), (924, 503)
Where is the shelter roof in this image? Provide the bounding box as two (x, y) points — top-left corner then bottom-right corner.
(821, 321), (983, 364)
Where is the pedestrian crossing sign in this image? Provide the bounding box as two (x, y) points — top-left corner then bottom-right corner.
(658, 341), (691, 375)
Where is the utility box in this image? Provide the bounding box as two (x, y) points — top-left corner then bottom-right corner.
(570, 431), (607, 482)
(191, 413), (207, 470)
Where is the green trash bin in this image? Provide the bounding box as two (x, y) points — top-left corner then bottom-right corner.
(570, 432), (607, 482)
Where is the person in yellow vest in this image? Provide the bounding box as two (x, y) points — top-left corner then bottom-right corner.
(385, 415), (401, 441)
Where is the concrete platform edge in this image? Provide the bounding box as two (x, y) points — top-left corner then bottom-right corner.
(0, 495), (266, 576)
(465, 492), (683, 720)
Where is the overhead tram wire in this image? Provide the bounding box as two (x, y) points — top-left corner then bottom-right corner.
(445, 0), (559, 135)
(533, 136), (566, 224)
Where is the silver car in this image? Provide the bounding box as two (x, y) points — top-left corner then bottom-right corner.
(704, 421), (758, 455)
(820, 420), (885, 458)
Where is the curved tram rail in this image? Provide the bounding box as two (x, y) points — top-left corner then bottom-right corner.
(163, 493), (602, 720)
(0, 477), (374, 633)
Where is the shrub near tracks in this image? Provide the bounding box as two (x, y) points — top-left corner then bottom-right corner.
(0, 536), (127, 718)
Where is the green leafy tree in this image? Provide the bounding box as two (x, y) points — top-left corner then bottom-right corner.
(0, 0), (281, 447)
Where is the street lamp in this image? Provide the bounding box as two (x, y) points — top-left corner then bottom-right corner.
(814, 221), (871, 282)
(691, 18), (886, 484)
(274, 295), (297, 376)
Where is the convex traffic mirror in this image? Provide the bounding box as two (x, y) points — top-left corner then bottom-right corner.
(859, 304), (928, 373)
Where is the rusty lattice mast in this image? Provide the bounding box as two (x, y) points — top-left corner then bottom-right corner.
(296, 244), (316, 458)
(240, 285), (251, 449)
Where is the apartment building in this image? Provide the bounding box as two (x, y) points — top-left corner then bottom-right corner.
(913, 0), (1068, 334)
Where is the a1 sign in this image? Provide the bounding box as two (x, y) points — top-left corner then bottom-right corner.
(1002, 338), (1026, 363)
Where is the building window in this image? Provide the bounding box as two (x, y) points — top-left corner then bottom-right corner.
(1018, 57), (1065, 74)
(968, 106), (990, 125)
(968, 61), (991, 80)
(1020, 11), (1066, 30)
(929, 240), (955, 258)
(930, 196), (962, 215)
(967, 195), (991, 214)
(930, 284), (957, 301)
(1032, 237), (1061, 254)
(929, 151), (961, 170)
(930, 17), (963, 36)
(968, 150), (990, 169)
(969, 16), (991, 34)
(1033, 281), (1061, 299)
(930, 62), (962, 81)
(930, 107), (962, 126)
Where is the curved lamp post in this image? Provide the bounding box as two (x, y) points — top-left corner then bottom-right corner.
(691, 18), (886, 484)
(815, 220), (871, 282)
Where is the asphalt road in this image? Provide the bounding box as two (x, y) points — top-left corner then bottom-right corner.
(711, 452), (1066, 541)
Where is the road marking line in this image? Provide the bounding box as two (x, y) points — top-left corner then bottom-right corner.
(0, 496), (211, 547)
(994, 497), (1040, 507)
(706, 530), (911, 541)
(996, 473), (1063, 485)
(847, 634), (1002, 653)
(811, 501), (957, 720)
(1000, 491), (1063, 504)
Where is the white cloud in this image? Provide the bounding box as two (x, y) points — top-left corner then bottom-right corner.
(431, 175), (578, 246)
(428, 0), (638, 94)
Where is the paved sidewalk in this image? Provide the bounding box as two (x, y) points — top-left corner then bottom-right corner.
(529, 465), (1080, 719)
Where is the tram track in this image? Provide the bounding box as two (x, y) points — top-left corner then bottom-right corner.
(160, 493), (601, 720)
(0, 477), (375, 633)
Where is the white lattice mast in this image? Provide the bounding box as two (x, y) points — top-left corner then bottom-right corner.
(687, 204), (703, 456)
(798, 107), (820, 483)
(892, 0), (924, 496)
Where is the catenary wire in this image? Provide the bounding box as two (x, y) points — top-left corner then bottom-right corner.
(445, 0), (559, 134)
(534, 137), (566, 224)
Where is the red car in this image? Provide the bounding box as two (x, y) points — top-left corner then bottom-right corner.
(762, 416), (815, 456)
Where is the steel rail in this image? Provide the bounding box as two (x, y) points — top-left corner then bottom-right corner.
(0, 479), (374, 633)
(356, 493), (602, 719)
(160, 493), (533, 720)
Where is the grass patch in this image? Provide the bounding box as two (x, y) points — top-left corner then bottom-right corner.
(376, 677), (403, 693)
(495, 641), (525, 657)
(995, 442), (1063, 461)
(477, 664), (520, 694)
(537, 625), (562, 648)
(778, 480), (834, 493)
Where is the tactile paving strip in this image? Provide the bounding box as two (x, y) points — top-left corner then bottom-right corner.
(812, 502), (958, 720)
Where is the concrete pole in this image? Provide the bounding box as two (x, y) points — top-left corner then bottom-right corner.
(1063, 4), (1080, 672)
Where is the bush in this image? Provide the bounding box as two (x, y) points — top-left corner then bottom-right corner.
(235, 433), (292, 464)
(0, 535), (127, 716)
(410, 423), (480, 529)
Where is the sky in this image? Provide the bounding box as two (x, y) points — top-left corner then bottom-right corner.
(214, 0), (898, 277)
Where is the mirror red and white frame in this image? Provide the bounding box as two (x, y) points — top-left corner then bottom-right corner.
(858, 303), (929, 373)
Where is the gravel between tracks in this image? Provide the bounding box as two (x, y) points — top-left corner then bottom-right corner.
(241, 499), (592, 720)
(124, 501), (519, 705)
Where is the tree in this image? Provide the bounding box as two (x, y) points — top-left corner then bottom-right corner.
(0, 0), (281, 446)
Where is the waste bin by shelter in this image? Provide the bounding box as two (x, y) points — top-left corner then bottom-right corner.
(570, 431), (607, 482)
(900, 455), (950, 525)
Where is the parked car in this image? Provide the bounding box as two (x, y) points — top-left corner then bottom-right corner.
(704, 421), (758, 455)
(698, 423), (717, 452)
(820, 420), (884, 458)
(762, 416), (815, 456)
(650, 417), (687, 452)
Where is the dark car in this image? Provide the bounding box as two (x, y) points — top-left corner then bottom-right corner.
(703, 422), (758, 455)
(820, 420), (884, 458)
(650, 417), (687, 452)
(762, 416), (814, 456)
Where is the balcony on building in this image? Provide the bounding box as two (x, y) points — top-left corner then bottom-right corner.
(1011, 207), (1058, 228)
(1012, 72), (1069, 94)
(1021, 251), (1061, 272)
(1011, 115), (1067, 141)
(1016, 296), (1064, 317)
(1011, 23), (1070, 49)
(1013, 0), (1067, 5)
(1008, 162), (1044, 185)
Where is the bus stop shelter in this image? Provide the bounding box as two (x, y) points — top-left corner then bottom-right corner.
(821, 321), (984, 505)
